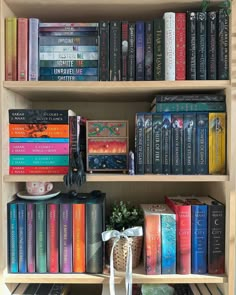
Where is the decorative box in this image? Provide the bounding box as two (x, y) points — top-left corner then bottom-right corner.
(86, 120), (129, 172)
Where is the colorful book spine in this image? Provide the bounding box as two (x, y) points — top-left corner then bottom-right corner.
(187, 12), (197, 80)
(99, 21), (110, 81)
(207, 12), (217, 80)
(40, 75), (98, 81)
(154, 19), (165, 80)
(47, 203), (59, 273)
(162, 113), (171, 174)
(27, 203), (35, 273)
(152, 102), (226, 112)
(39, 31), (98, 37)
(10, 166), (69, 175)
(73, 204), (86, 273)
(10, 155), (69, 166)
(144, 113), (152, 173)
(196, 113), (209, 174)
(39, 36), (98, 46)
(164, 12), (175, 81)
(183, 113), (196, 174)
(5, 18), (17, 81)
(135, 113), (145, 174)
(218, 8), (229, 80)
(10, 138), (69, 143)
(196, 12), (207, 80)
(40, 67), (98, 75)
(29, 18), (39, 81)
(8, 203), (18, 272)
(136, 21), (145, 81)
(110, 21), (121, 81)
(39, 45), (98, 52)
(171, 114), (183, 174)
(145, 21), (153, 81)
(152, 113), (163, 174)
(128, 22), (136, 81)
(175, 13), (186, 80)
(18, 203), (27, 273)
(36, 203), (47, 273)
(39, 52), (98, 61)
(122, 21), (128, 81)
(40, 60), (98, 67)
(60, 203), (72, 273)
(209, 113), (226, 174)
(17, 18), (28, 81)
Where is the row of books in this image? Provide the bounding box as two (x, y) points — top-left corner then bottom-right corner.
(11, 283), (69, 295)
(5, 9), (229, 82)
(142, 196), (225, 275)
(7, 191), (105, 274)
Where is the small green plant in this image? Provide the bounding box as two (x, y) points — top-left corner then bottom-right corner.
(106, 201), (144, 231)
(201, 0), (210, 12)
(201, 0), (232, 15)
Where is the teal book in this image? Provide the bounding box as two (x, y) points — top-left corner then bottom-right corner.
(151, 102), (226, 112)
(36, 202), (47, 273)
(10, 155), (69, 166)
(7, 202), (18, 273)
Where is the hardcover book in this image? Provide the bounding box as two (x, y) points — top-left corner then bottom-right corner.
(144, 113), (152, 173)
(17, 18), (28, 81)
(175, 13), (186, 80)
(164, 12), (175, 81)
(18, 203), (27, 273)
(29, 18), (39, 81)
(128, 22), (136, 81)
(151, 94), (225, 104)
(183, 113), (196, 174)
(145, 21), (153, 81)
(5, 18), (17, 81)
(27, 203), (36, 273)
(122, 21), (129, 81)
(187, 12), (197, 80)
(99, 21), (109, 81)
(171, 114), (183, 174)
(110, 21), (121, 81)
(196, 12), (207, 80)
(218, 8), (229, 80)
(136, 21), (145, 80)
(152, 113), (163, 174)
(8, 202), (18, 272)
(135, 113), (145, 174)
(196, 113), (209, 174)
(207, 12), (217, 80)
(39, 36), (98, 46)
(162, 113), (171, 174)
(153, 19), (165, 80)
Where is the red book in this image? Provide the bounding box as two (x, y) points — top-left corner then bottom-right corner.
(175, 13), (186, 80)
(165, 196), (191, 274)
(9, 166), (69, 174)
(17, 18), (28, 81)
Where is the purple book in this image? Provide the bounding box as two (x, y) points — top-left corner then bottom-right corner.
(29, 18), (39, 81)
(136, 21), (145, 80)
(60, 203), (72, 273)
(27, 203), (35, 273)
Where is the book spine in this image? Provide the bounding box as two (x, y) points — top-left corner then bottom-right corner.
(10, 155), (69, 166)
(209, 113), (226, 174)
(128, 23), (136, 81)
(144, 113), (152, 173)
(144, 214), (161, 274)
(39, 45), (98, 52)
(47, 204), (59, 273)
(207, 12), (217, 80)
(175, 13), (186, 80)
(171, 114), (184, 174)
(18, 203), (27, 273)
(29, 18), (39, 81)
(136, 21), (145, 81)
(152, 113), (163, 174)
(17, 18), (28, 81)
(196, 113), (209, 174)
(36, 203), (47, 273)
(69, 116), (78, 158)
(5, 18), (17, 81)
(39, 52), (98, 61)
(145, 21), (153, 81)
(8, 203), (18, 272)
(191, 205), (208, 274)
(122, 21), (128, 81)
(73, 204), (86, 272)
(153, 102), (226, 112)
(60, 204), (72, 273)
(164, 12), (175, 81)
(162, 113), (171, 174)
(110, 21), (121, 81)
(161, 214), (176, 274)
(135, 113), (145, 174)
(40, 75), (98, 81)
(153, 94), (225, 103)
(183, 113), (196, 174)
(153, 19), (165, 80)
(208, 204), (225, 274)
(218, 9), (229, 80)
(39, 36), (98, 46)
(40, 60), (98, 67)
(99, 21), (110, 81)
(10, 137), (69, 143)
(39, 31), (98, 37)
(196, 12), (207, 80)
(40, 67), (98, 76)
(39, 22), (99, 28)
(187, 12), (197, 80)
(27, 203), (35, 273)
(10, 166), (69, 174)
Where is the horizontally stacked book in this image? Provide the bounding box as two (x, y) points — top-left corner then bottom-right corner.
(142, 196), (225, 275)
(135, 94), (226, 175)
(7, 191), (105, 273)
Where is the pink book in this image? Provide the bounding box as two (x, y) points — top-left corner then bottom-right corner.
(18, 18), (28, 81)
(10, 143), (69, 155)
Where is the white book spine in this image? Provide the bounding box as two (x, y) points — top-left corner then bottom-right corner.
(39, 52), (98, 60)
(164, 12), (175, 81)
(29, 18), (39, 81)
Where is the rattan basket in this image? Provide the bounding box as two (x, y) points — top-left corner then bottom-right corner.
(106, 236), (143, 271)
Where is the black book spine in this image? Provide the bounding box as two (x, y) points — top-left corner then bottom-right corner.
(183, 113), (196, 174)
(122, 21), (129, 81)
(152, 113), (163, 174)
(154, 19), (165, 80)
(110, 21), (121, 81)
(162, 113), (171, 174)
(171, 113), (184, 174)
(218, 8), (229, 80)
(135, 113), (145, 174)
(145, 21), (153, 81)
(196, 12), (207, 80)
(99, 21), (109, 81)
(128, 23), (136, 81)
(153, 94), (225, 103)
(187, 12), (197, 80)
(196, 113), (209, 174)
(207, 12), (217, 80)
(144, 113), (152, 173)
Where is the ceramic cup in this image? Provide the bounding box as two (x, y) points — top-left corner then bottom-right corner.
(26, 181), (53, 196)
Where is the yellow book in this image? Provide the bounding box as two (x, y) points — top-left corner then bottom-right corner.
(5, 17), (17, 80)
(209, 112), (226, 174)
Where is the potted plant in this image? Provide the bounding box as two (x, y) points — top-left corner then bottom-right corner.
(105, 201), (144, 271)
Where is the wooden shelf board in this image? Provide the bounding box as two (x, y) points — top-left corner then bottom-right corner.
(3, 81), (229, 102)
(4, 174), (229, 183)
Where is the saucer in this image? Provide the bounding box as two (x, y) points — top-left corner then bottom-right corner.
(16, 190), (61, 200)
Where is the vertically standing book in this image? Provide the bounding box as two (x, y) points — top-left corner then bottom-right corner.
(136, 21), (145, 80)
(145, 21), (153, 81)
(135, 113), (145, 174)
(110, 21), (121, 81)
(186, 12), (196, 80)
(196, 113), (209, 174)
(17, 18), (28, 81)
(153, 19), (165, 80)
(175, 13), (186, 80)
(8, 201), (18, 273)
(128, 23), (136, 81)
(121, 21), (128, 81)
(171, 113), (183, 174)
(99, 21), (109, 81)
(29, 18), (39, 81)
(164, 12), (175, 81)
(144, 113), (152, 173)
(196, 12), (207, 80)
(5, 17), (17, 81)
(218, 8), (229, 80)
(18, 203), (27, 273)
(152, 113), (163, 174)
(162, 113), (171, 174)
(27, 203), (36, 273)
(183, 113), (196, 174)
(207, 12), (217, 80)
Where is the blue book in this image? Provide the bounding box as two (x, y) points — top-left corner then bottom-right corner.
(8, 203), (18, 272)
(10, 138), (69, 143)
(136, 21), (145, 80)
(196, 113), (209, 174)
(18, 203), (27, 273)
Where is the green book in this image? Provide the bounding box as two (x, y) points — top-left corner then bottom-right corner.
(36, 203), (47, 273)
(153, 19), (165, 80)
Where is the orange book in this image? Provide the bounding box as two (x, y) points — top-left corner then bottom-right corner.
(73, 204), (85, 272)
(18, 18), (28, 81)
(5, 18), (17, 81)
(9, 124), (69, 138)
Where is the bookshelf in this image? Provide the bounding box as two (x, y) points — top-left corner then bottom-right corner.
(0, 0), (235, 295)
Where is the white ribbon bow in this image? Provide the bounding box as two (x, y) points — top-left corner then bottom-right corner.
(102, 226), (143, 295)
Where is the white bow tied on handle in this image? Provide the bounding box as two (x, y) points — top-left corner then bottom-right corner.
(102, 226), (143, 295)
